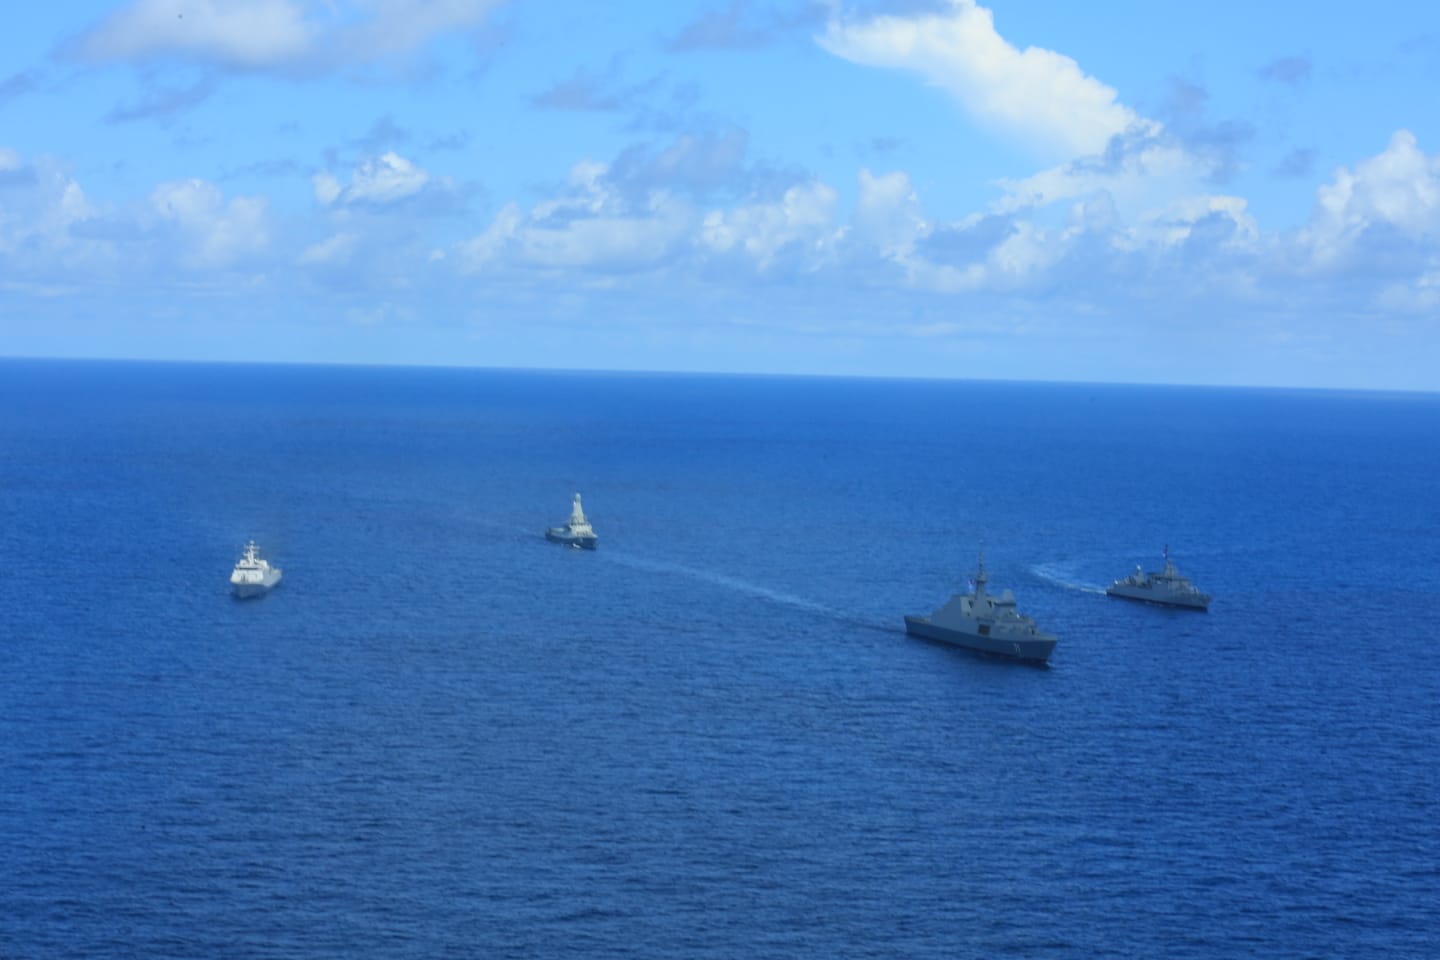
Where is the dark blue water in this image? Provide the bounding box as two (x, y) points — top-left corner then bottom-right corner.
(2, 359), (1437, 958)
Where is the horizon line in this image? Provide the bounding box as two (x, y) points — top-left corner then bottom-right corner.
(2, 352), (1435, 398)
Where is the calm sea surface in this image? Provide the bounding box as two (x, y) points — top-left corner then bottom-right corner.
(2, 359), (1437, 958)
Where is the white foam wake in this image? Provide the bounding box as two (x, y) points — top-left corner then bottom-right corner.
(607, 552), (839, 615)
(1029, 562), (1107, 595)
(604, 551), (902, 635)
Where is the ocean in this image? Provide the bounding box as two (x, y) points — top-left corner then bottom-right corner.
(1, 358), (1437, 958)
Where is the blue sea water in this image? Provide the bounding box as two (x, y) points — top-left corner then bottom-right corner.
(1, 358), (1437, 959)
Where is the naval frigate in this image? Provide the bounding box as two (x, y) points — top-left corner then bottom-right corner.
(545, 492), (598, 549)
(904, 548), (1057, 664)
(1106, 546), (1211, 610)
(230, 540), (282, 598)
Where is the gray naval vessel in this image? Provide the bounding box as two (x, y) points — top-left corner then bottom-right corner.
(545, 492), (598, 549)
(904, 548), (1057, 664)
(230, 540), (282, 598)
(1106, 546), (1210, 610)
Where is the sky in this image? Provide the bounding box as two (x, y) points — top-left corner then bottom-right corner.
(2, 0), (1439, 389)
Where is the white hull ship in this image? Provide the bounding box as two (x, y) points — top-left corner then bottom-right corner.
(1106, 546), (1210, 610)
(904, 548), (1057, 664)
(545, 493), (598, 549)
(230, 540), (282, 598)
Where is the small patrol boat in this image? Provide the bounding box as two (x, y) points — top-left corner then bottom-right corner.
(230, 540), (282, 598)
(904, 547), (1057, 664)
(1106, 546), (1210, 610)
(545, 493), (598, 549)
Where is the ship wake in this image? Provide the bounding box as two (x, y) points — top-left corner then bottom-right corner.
(1028, 562), (1107, 595)
(607, 552), (892, 632)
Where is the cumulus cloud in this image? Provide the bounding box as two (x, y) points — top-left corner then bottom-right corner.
(0, 150), (111, 275)
(150, 178), (269, 267)
(852, 168), (924, 260)
(1116, 195), (1258, 254)
(820, 0), (1153, 160)
(461, 160), (695, 271)
(700, 181), (840, 269)
(72, 0), (505, 71)
(1301, 129), (1440, 266)
(345, 152), (431, 205)
(995, 134), (1211, 219)
(314, 152), (453, 209)
(819, 0), (1259, 257)
(841, 168), (1066, 294)
(459, 130), (852, 277)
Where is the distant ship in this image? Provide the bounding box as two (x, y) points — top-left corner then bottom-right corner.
(1106, 546), (1210, 610)
(230, 540), (282, 598)
(904, 548), (1057, 664)
(545, 493), (598, 549)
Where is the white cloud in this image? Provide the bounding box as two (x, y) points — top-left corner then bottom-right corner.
(700, 181), (840, 269)
(1117, 195), (1259, 253)
(461, 160), (695, 271)
(820, 0), (1153, 160)
(818, 0), (1250, 274)
(836, 168), (1055, 294)
(994, 138), (1205, 217)
(852, 168), (924, 260)
(346, 152), (431, 205)
(461, 203), (524, 267)
(0, 150), (108, 271)
(74, 0), (504, 70)
(77, 0), (313, 69)
(1302, 129), (1440, 266)
(521, 199), (691, 268)
(316, 152), (446, 208)
(299, 231), (358, 264)
(150, 178), (269, 267)
(312, 171), (342, 205)
(986, 219), (1061, 282)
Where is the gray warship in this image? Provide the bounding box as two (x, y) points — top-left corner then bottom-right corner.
(1106, 546), (1210, 610)
(904, 548), (1057, 664)
(230, 540), (282, 598)
(545, 492), (598, 549)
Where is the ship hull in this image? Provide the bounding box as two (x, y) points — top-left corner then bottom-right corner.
(545, 530), (597, 550)
(231, 572), (282, 598)
(1105, 586), (1209, 610)
(904, 615), (1055, 664)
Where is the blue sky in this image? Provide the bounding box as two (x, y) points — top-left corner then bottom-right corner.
(2, 0), (1438, 389)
